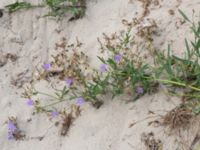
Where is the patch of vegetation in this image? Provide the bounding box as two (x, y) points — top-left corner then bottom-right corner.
(5, 0), (86, 19)
(11, 10), (198, 139)
(141, 132), (163, 150)
(44, 0), (86, 19)
(21, 10), (200, 112)
(5, 1), (41, 13)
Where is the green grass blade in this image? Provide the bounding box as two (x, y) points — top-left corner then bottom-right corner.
(178, 9), (191, 22)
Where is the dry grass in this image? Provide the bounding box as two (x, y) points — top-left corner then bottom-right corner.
(141, 132), (163, 150)
(162, 107), (193, 130)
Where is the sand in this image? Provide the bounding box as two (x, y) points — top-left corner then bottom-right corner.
(0, 0), (200, 150)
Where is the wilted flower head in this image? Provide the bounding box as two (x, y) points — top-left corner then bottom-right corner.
(136, 87), (144, 94)
(114, 54), (122, 63)
(65, 78), (73, 86)
(51, 111), (58, 118)
(26, 99), (34, 106)
(99, 64), (107, 73)
(43, 63), (51, 70)
(76, 97), (85, 106)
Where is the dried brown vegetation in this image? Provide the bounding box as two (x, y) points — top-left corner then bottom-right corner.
(162, 107), (193, 130)
(141, 132), (163, 150)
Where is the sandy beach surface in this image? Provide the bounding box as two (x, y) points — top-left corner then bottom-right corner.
(0, 0), (200, 150)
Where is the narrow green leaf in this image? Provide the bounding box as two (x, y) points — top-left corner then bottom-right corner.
(97, 56), (106, 63)
(185, 39), (191, 59)
(178, 9), (191, 22)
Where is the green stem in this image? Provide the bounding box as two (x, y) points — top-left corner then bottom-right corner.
(41, 96), (76, 108)
(144, 76), (200, 92)
(36, 91), (61, 101)
(163, 89), (200, 99)
(41, 99), (68, 108)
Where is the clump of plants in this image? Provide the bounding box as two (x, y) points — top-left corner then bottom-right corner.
(23, 10), (199, 111)
(14, 10), (199, 139)
(5, 0), (86, 19)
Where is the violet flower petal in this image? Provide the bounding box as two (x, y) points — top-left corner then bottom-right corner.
(51, 111), (58, 118)
(114, 54), (122, 63)
(99, 64), (107, 73)
(136, 87), (144, 94)
(26, 99), (34, 106)
(65, 78), (73, 86)
(76, 97), (85, 106)
(8, 122), (17, 132)
(43, 63), (51, 70)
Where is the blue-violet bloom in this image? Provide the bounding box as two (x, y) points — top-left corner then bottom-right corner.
(99, 64), (107, 73)
(76, 97), (85, 106)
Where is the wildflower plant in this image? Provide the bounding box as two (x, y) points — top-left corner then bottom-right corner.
(24, 11), (199, 105)
(19, 10), (200, 136)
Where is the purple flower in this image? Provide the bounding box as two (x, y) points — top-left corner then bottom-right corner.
(8, 122), (17, 132)
(136, 87), (144, 94)
(7, 121), (17, 140)
(114, 54), (122, 63)
(99, 64), (107, 73)
(26, 99), (34, 106)
(76, 97), (85, 106)
(51, 111), (58, 118)
(65, 78), (73, 86)
(7, 132), (14, 140)
(43, 63), (51, 70)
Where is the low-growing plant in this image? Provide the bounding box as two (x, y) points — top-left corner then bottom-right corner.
(44, 0), (86, 19)
(16, 10), (200, 139)
(22, 10), (200, 113)
(5, 1), (38, 13)
(5, 0), (86, 19)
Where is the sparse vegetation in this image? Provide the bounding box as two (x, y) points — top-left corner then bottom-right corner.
(4, 7), (200, 149)
(5, 0), (86, 19)
(23, 10), (200, 115)
(19, 10), (199, 116)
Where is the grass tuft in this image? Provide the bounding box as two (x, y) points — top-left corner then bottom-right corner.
(5, 0), (86, 19)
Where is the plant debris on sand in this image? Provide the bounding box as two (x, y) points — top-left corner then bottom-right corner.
(141, 132), (163, 150)
(162, 106), (193, 131)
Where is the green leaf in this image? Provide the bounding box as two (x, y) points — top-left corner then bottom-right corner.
(107, 58), (117, 69)
(178, 9), (191, 22)
(97, 56), (106, 63)
(5, 1), (33, 13)
(185, 39), (191, 59)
